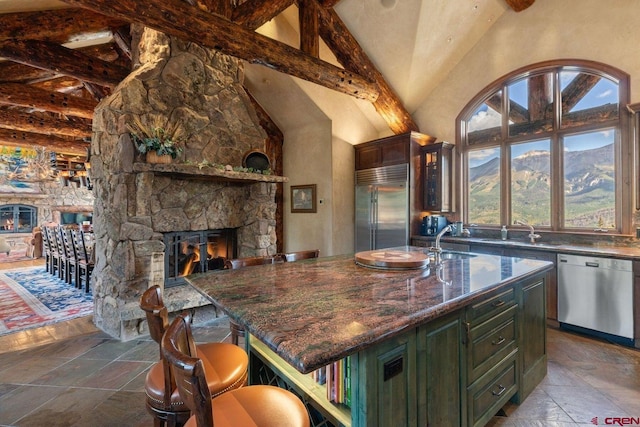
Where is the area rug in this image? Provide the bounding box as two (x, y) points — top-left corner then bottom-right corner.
(0, 251), (33, 264)
(0, 266), (93, 336)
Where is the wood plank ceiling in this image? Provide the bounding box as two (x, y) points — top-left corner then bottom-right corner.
(0, 0), (534, 159)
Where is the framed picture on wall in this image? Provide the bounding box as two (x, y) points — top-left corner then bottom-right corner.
(291, 184), (317, 213)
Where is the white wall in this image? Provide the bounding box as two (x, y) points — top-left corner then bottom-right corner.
(283, 121), (334, 256)
(331, 137), (355, 255)
(413, 0), (640, 144)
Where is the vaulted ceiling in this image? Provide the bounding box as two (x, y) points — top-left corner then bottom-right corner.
(0, 0), (532, 159)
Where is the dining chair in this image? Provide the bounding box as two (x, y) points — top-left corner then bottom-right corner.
(162, 311), (310, 427)
(44, 226), (61, 277)
(71, 229), (94, 292)
(60, 227), (78, 287)
(41, 227), (53, 273)
(140, 286), (249, 427)
(223, 256), (275, 345)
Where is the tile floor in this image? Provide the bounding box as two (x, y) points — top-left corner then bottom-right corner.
(0, 259), (638, 426)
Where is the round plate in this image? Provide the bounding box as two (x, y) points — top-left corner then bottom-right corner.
(355, 249), (430, 270)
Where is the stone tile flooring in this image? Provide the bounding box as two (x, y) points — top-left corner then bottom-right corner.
(0, 314), (638, 426)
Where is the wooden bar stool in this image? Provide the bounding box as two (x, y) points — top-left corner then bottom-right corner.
(162, 312), (310, 427)
(223, 256), (275, 345)
(140, 286), (249, 427)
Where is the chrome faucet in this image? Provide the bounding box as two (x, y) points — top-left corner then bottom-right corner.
(429, 224), (453, 254)
(514, 220), (541, 243)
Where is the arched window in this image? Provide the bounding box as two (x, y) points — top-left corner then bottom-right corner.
(0, 204), (37, 233)
(457, 60), (630, 233)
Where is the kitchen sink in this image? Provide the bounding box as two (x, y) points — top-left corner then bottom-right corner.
(439, 251), (477, 260)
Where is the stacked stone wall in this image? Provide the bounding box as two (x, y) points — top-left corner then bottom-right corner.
(91, 28), (275, 340)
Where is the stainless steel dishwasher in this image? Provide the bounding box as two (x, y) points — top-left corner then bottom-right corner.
(557, 253), (633, 341)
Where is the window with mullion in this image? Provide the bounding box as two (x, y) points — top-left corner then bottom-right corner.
(461, 62), (627, 233)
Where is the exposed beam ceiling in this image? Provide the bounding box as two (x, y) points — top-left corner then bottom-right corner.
(59, 0), (380, 102)
(0, 0), (423, 156)
(0, 0), (530, 156)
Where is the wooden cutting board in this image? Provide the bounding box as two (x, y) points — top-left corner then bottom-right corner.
(355, 249), (430, 270)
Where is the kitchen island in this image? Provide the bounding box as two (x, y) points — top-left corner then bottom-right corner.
(186, 247), (553, 427)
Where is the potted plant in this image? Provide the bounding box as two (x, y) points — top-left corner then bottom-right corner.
(127, 116), (185, 163)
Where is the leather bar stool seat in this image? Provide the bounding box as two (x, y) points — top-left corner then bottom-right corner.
(141, 286), (249, 427)
(163, 312), (310, 427)
(184, 385), (309, 427)
(145, 342), (249, 405)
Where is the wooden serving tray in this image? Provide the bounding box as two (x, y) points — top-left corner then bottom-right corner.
(355, 249), (430, 270)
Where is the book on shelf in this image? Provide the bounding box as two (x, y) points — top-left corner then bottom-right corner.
(309, 356), (351, 407)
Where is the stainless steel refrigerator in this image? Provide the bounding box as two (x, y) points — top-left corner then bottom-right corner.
(355, 164), (410, 252)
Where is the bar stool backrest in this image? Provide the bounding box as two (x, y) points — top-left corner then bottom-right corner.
(224, 256), (275, 270)
(283, 249), (320, 262)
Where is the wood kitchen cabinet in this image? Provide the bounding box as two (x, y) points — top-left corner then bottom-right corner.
(356, 329), (417, 426)
(464, 287), (518, 427)
(354, 131), (435, 171)
(417, 312), (465, 427)
(518, 279), (547, 402)
(422, 141), (454, 212)
(468, 244), (558, 326)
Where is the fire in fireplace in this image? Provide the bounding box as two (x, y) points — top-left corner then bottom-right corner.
(163, 229), (237, 286)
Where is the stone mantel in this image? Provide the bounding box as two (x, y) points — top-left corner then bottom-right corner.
(132, 162), (288, 184)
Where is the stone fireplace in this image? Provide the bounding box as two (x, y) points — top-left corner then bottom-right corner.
(90, 28), (283, 340)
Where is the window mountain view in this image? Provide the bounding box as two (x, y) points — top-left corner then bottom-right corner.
(469, 143), (615, 228)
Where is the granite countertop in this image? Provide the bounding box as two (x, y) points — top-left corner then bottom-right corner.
(186, 246), (552, 374)
(412, 235), (640, 260)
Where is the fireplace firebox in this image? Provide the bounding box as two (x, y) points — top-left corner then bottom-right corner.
(163, 229), (237, 287)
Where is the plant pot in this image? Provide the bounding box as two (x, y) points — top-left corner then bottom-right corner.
(242, 149), (270, 172)
(146, 151), (172, 164)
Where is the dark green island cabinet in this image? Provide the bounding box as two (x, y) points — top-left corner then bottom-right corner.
(186, 249), (551, 427)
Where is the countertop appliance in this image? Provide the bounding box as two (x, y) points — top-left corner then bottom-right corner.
(557, 253), (633, 343)
(355, 164), (409, 252)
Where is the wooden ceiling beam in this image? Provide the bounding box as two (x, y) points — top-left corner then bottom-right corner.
(187, 0), (233, 19)
(0, 39), (130, 88)
(30, 76), (85, 93)
(485, 93), (529, 123)
(0, 8), (125, 43)
(561, 73), (601, 113)
(60, 0), (378, 101)
(112, 25), (132, 60)
(316, 4), (418, 133)
(0, 83), (97, 119)
(505, 0), (535, 12)
(0, 109), (92, 138)
(528, 74), (552, 121)
(299, 0), (320, 57)
(0, 62), (57, 84)
(232, 0), (295, 29)
(82, 82), (111, 101)
(316, 0), (342, 7)
(0, 42), (124, 86)
(0, 128), (89, 157)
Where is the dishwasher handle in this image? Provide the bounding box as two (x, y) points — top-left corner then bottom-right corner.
(585, 261), (599, 268)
